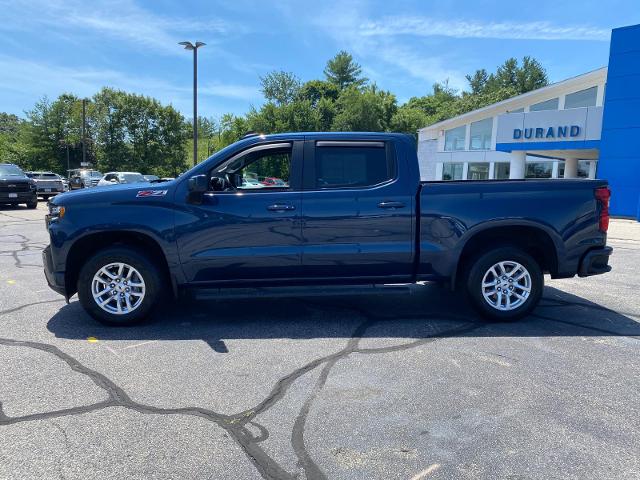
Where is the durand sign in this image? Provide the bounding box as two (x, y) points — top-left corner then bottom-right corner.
(513, 125), (581, 140)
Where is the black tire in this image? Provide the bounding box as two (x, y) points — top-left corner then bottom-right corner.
(77, 246), (165, 325)
(465, 246), (543, 321)
(26, 200), (38, 209)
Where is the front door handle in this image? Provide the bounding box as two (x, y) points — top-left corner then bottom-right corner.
(377, 201), (406, 209)
(267, 204), (296, 212)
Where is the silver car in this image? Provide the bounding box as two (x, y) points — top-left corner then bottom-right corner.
(97, 172), (150, 186)
(25, 171), (65, 199)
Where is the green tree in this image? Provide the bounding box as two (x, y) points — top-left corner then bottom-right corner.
(299, 80), (340, 105)
(332, 86), (395, 131)
(324, 51), (368, 90)
(0, 113), (30, 167)
(260, 71), (301, 106)
(390, 106), (429, 138)
(467, 56), (548, 96)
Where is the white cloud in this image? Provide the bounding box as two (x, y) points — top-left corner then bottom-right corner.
(311, 5), (469, 91)
(0, 55), (260, 117)
(0, 0), (245, 56)
(359, 17), (610, 41)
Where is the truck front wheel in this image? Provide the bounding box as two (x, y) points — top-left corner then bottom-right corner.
(77, 246), (164, 325)
(465, 246), (543, 321)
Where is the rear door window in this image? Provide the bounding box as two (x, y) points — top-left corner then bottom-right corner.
(313, 142), (395, 189)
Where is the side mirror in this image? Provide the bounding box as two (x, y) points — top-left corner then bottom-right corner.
(187, 174), (208, 204)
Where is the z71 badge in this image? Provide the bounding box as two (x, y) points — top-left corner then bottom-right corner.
(136, 189), (168, 198)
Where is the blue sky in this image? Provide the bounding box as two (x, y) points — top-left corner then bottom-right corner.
(1, 0), (639, 120)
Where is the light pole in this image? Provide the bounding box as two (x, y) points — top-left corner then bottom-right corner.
(59, 140), (70, 175)
(81, 98), (88, 166)
(179, 41), (206, 167)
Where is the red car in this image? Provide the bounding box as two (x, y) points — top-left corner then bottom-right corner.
(261, 177), (287, 187)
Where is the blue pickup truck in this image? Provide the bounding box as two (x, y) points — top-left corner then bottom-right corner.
(43, 132), (612, 325)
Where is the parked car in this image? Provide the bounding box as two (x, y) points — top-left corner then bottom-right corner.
(241, 177), (264, 188)
(97, 172), (149, 186)
(261, 176), (287, 187)
(68, 169), (103, 189)
(0, 163), (38, 208)
(143, 174), (159, 182)
(25, 171), (65, 200)
(43, 132), (613, 325)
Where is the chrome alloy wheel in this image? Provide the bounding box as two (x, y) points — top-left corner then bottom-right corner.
(91, 262), (146, 315)
(481, 260), (531, 311)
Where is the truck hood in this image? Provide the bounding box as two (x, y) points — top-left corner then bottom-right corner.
(0, 175), (30, 182)
(51, 181), (175, 206)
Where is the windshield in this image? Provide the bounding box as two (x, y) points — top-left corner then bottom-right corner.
(0, 164), (25, 176)
(35, 173), (60, 179)
(119, 173), (147, 184)
(89, 171), (102, 178)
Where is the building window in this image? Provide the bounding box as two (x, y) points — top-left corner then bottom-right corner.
(578, 160), (590, 178)
(494, 163), (510, 179)
(469, 118), (493, 150)
(467, 163), (490, 180)
(558, 160), (591, 178)
(444, 125), (466, 151)
(442, 163), (463, 180)
(529, 98), (559, 112)
(564, 86), (598, 109)
(526, 162), (554, 178)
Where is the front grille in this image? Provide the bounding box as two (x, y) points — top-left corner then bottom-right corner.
(0, 183), (30, 192)
(37, 180), (63, 189)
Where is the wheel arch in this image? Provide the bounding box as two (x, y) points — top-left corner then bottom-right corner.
(65, 230), (173, 298)
(453, 222), (560, 289)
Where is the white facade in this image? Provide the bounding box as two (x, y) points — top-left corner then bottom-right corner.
(417, 67), (608, 181)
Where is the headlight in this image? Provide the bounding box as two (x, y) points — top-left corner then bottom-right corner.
(29, 180), (37, 190)
(48, 205), (66, 219)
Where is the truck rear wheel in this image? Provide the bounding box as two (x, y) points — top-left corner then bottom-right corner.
(77, 246), (164, 325)
(465, 246), (543, 321)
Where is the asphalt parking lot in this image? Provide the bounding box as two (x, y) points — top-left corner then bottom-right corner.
(0, 202), (639, 480)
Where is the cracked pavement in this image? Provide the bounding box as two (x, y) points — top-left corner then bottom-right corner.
(0, 203), (639, 479)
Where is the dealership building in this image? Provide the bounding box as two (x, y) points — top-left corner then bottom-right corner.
(417, 23), (640, 220)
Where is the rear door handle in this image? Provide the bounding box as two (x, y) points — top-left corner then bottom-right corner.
(267, 204), (296, 211)
(377, 201), (406, 209)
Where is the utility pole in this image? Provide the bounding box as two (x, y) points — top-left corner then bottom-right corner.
(179, 41), (206, 167)
(81, 99), (87, 166)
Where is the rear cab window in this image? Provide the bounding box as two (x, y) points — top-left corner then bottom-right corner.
(311, 141), (396, 190)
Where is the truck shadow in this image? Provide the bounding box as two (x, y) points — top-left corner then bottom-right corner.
(46, 285), (639, 353)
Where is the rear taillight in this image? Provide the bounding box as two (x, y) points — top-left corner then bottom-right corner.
(595, 186), (611, 233)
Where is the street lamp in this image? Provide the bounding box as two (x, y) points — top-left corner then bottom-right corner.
(179, 41), (206, 167)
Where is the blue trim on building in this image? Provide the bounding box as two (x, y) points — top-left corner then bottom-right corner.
(598, 23), (640, 220)
(496, 140), (600, 152)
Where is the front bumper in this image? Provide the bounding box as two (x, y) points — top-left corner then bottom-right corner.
(578, 246), (613, 277)
(0, 191), (36, 203)
(43, 245), (66, 296)
(36, 188), (64, 195)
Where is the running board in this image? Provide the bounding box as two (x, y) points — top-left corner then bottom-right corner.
(193, 283), (424, 301)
